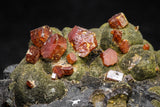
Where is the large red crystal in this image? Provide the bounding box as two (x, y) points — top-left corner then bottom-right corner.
(100, 48), (118, 67)
(66, 52), (77, 64)
(41, 33), (67, 61)
(26, 45), (40, 64)
(108, 12), (128, 29)
(30, 25), (52, 47)
(68, 26), (98, 57)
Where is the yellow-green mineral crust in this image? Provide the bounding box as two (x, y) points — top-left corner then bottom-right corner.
(100, 23), (143, 53)
(119, 45), (157, 80)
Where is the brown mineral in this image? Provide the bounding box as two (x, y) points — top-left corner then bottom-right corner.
(61, 66), (74, 76)
(26, 45), (40, 64)
(100, 48), (118, 67)
(66, 52), (77, 64)
(52, 66), (64, 79)
(119, 40), (130, 53)
(30, 25), (52, 47)
(108, 12), (128, 29)
(68, 26), (97, 57)
(41, 34), (67, 61)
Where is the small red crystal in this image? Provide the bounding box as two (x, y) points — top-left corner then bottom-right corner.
(26, 45), (40, 64)
(143, 43), (150, 50)
(41, 34), (67, 61)
(66, 52), (77, 64)
(61, 66), (74, 76)
(100, 48), (118, 67)
(119, 40), (130, 53)
(68, 26), (98, 57)
(30, 25), (52, 47)
(111, 29), (122, 44)
(108, 12), (128, 29)
(26, 80), (35, 88)
(52, 66), (64, 78)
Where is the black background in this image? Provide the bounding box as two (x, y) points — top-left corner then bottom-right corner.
(0, 0), (160, 79)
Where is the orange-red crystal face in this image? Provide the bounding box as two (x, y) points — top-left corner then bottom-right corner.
(111, 29), (122, 44)
(26, 80), (35, 88)
(26, 45), (40, 64)
(52, 66), (64, 79)
(30, 25), (52, 47)
(61, 66), (74, 76)
(68, 26), (97, 57)
(100, 48), (118, 67)
(108, 12), (128, 29)
(119, 40), (130, 54)
(66, 52), (77, 64)
(143, 44), (150, 50)
(41, 34), (67, 61)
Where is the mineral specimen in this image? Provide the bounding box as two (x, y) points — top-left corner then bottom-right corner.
(41, 33), (67, 61)
(66, 52), (77, 64)
(6, 12), (160, 107)
(100, 48), (118, 67)
(68, 25), (98, 57)
(30, 25), (52, 47)
(108, 12), (128, 29)
(26, 45), (40, 64)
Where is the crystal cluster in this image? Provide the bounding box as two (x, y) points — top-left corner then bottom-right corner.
(41, 34), (67, 61)
(26, 26), (67, 64)
(109, 12), (130, 53)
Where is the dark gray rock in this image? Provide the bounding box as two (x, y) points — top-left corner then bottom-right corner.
(0, 79), (15, 107)
(3, 64), (18, 79)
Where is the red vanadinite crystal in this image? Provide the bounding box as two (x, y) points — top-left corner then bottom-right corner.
(66, 52), (77, 64)
(111, 29), (122, 44)
(100, 48), (118, 67)
(108, 12), (128, 29)
(52, 65), (74, 79)
(41, 33), (67, 61)
(143, 43), (150, 50)
(61, 66), (74, 76)
(30, 25), (52, 47)
(119, 40), (130, 53)
(52, 66), (64, 78)
(26, 80), (36, 89)
(68, 26), (98, 57)
(26, 45), (40, 64)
